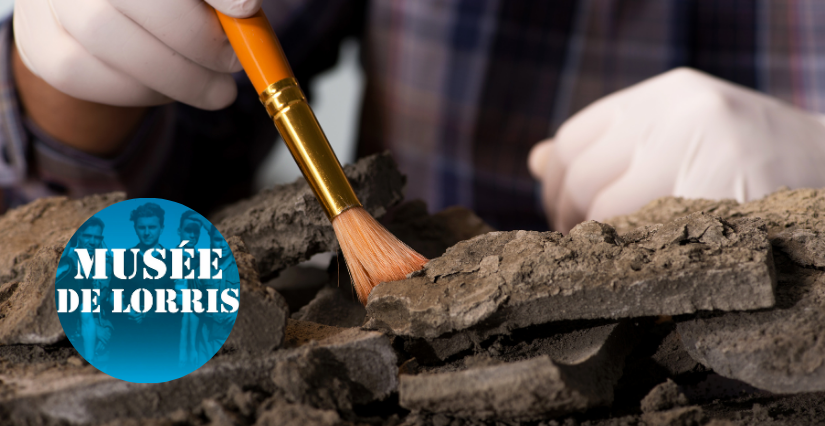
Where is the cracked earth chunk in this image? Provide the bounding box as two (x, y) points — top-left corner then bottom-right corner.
(0, 193), (125, 287)
(0, 323), (395, 424)
(641, 379), (689, 413)
(399, 322), (635, 420)
(0, 194), (124, 344)
(292, 285), (366, 328)
(220, 237), (289, 355)
(211, 153), (406, 279)
(642, 406), (705, 426)
(254, 399), (342, 426)
(678, 253), (825, 394)
(272, 320), (398, 411)
(0, 246), (65, 345)
(650, 330), (707, 377)
(608, 189), (825, 394)
(367, 213), (775, 339)
(607, 188), (825, 268)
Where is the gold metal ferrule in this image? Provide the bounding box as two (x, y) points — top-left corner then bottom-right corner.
(259, 77), (362, 221)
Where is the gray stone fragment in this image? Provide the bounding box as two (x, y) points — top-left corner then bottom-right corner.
(733, 189), (825, 269)
(0, 352), (278, 425)
(677, 254), (825, 394)
(0, 323), (396, 424)
(679, 373), (768, 403)
(401, 356), (586, 421)
(0, 194), (125, 345)
(606, 188), (825, 269)
(211, 153), (406, 279)
(402, 332), (475, 364)
(399, 322), (635, 420)
(641, 406), (705, 426)
(367, 213), (775, 339)
(292, 285), (366, 328)
(221, 237), (289, 355)
(0, 245), (65, 345)
(650, 331), (706, 377)
(254, 398), (342, 426)
(606, 189), (825, 394)
(200, 398), (238, 426)
(606, 197), (738, 236)
(0, 192), (125, 286)
(641, 379), (689, 413)
(272, 321), (398, 411)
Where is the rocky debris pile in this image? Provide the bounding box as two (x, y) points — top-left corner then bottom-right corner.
(366, 213), (775, 338)
(210, 152), (407, 280)
(0, 193), (125, 345)
(2, 153), (825, 425)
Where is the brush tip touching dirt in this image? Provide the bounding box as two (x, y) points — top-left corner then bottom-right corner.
(332, 206), (428, 305)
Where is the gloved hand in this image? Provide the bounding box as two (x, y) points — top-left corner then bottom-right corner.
(13, 0), (262, 109)
(529, 67), (825, 233)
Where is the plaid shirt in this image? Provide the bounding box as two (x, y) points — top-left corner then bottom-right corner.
(2, 0), (825, 231)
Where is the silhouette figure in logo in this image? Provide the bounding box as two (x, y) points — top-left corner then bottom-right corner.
(175, 210), (208, 367)
(107, 202), (180, 370)
(56, 216), (113, 364)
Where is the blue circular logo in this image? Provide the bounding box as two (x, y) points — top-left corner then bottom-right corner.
(54, 198), (240, 383)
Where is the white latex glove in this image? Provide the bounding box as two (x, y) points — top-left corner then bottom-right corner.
(13, 0), (262, 109)
(529, 67), (825, 233)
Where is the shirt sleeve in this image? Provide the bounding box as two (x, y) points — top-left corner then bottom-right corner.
(0, 17), (182, 210)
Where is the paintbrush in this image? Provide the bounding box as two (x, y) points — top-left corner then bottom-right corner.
(215, 9), (427, 305)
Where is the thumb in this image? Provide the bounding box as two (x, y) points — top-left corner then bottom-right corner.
(205, 0), (262, 18)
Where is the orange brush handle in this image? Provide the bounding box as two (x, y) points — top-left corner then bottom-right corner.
(215, 9), (293, 94)
(214, 7), (362, 221)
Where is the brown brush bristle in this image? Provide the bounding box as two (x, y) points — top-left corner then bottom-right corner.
(332, 207), (428, 305)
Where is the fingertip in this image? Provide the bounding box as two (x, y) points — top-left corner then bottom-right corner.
(207, 0), (262, 18)
(528, 139), (553, 179)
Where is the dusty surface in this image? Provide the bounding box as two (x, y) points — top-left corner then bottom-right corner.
(606, 189), (825, 269)
(211, 153), (406, 280)
(6, 175), (825, 425)
(221, 237), (289, 355)
(367, 213), (776, 339)
(0, 193), (125, 345)
(677, 253), (825, 393)
(0, 322), (395, 425)
(642, 405), (705, 426)
(0, 245), (65, 345)
(650, 330), (707, 378)
(399, 321), (636, 420)
(0, 192), (125, 286)
(641, 379), (689, 413)
(606, 189), (825, 394)
(292, 285), (366, 328)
